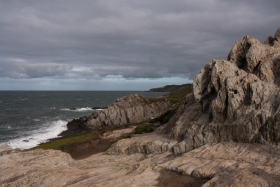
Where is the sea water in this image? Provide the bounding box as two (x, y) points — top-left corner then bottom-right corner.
(0, 91), (166, 150)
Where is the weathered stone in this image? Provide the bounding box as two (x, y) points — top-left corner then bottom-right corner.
(161, 142), (280, 187)
(86, 93), (171, 129)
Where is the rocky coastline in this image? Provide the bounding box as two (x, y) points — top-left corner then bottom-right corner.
(1, 28), (280, 187)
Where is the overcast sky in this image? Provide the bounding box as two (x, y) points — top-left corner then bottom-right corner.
(0, 0), (279, 90)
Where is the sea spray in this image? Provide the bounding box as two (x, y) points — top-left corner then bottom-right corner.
(5, 120), (67, 150)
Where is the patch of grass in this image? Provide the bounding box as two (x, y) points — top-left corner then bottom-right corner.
(134, 124), (153, 134)
(31, 131), (100, 152)
(146, 97), (166, 104)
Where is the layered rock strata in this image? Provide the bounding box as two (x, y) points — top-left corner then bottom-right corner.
(164, 27), (280, 154)
(85, 93), (171, 130)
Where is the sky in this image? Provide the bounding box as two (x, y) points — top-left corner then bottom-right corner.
(0, 0), (279, 90)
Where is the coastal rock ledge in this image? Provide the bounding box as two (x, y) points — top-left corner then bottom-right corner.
(86, 93), (171, 129)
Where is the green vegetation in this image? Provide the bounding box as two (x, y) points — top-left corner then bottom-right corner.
(134, 124), (153, 134)
(31, 131), (100, 152)
(167, 84), (193, 109)
(146, 97), (166, 104)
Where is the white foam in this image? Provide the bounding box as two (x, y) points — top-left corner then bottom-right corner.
(76, 107), (94, 111)
(60, 107), (93, 112)
(6, 120), (67, 150)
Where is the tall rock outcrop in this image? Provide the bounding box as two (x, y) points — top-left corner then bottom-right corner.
(164, 28), (280, 154)
(86, 93), (171, 129)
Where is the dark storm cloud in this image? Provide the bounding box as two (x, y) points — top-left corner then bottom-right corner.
(0, 0), (279, 81)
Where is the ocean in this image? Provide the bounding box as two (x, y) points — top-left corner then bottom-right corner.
(0, 91), (166, 150)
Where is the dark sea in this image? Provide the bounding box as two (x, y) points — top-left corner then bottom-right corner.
(0, 91), (166, 150)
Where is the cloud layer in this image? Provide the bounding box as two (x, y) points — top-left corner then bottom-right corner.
(0, 0), (279, 89)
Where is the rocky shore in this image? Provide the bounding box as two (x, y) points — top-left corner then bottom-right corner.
(1, 28), (280, 187)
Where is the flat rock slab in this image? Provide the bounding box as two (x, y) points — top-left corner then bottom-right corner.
(1, 140), (280, 186)
(161, 142), (280, 187)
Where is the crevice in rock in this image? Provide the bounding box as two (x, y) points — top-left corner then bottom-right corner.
(252, 60), (261, 77)
(244, 83), (252, 106)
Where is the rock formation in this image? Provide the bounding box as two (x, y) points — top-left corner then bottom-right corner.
(1, 28), (280, 187)
(86, 93), (171, 130)
(164, 27), (280, 154)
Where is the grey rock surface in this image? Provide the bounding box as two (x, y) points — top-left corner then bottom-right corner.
(86, 93), (171, 129)
(160, 142), (280, 187)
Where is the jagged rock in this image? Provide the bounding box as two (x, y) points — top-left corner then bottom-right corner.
(86, 93), (171, 129)
(164, 27), (280, 154)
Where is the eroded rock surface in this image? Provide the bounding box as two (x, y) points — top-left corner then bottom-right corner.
(161, 142), (280, 187)
(164, 27), (280, 154)
(0, 145), (161, 187)
(1, 141), (280, 187)
(86, 93), (171, 130)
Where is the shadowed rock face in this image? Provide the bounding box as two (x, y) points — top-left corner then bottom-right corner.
(165, 28), (280, 154)
(86, 93), (171, 130)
